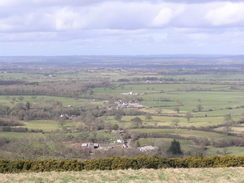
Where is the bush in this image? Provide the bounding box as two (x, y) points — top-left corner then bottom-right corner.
(0, 156), (243, 173)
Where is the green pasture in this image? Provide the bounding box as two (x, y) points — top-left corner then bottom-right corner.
(24, 120), (60, 132)
(0, 132), (46, 139)
(164, 91), (244, 111)
(206, 146), (244, 156)
(101, 116), (132, 128)
(162, 74), (244, 80)
(93, 83), (232, 96)
(136, 137), (195, 151)
(0, 73), (34, 80)
(122, 115), (234, 127)
(141, 91), (244, 111)
(136, 137), (244, 156)
(104, 114), (242, 132)
(193, 108), (244, 117)
(214, 126), (244, 135)
(93, 82), (244, 115)
(66, 131), (116, 142)
(129, 128), (232, 140)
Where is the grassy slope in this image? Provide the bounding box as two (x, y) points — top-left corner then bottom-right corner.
(1, 168), (243, 183)
(23, 120), (61, 132)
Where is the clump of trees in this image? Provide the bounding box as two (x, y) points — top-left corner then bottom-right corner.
(0, 118), (23, 126)
(0, 80), (111, 98)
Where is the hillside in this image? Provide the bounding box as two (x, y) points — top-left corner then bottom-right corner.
(1, 168), (243, 183)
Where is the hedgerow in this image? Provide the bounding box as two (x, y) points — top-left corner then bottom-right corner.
(0, 156), (243, 173)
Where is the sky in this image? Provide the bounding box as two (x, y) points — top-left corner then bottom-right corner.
(0, 0), (244, 56)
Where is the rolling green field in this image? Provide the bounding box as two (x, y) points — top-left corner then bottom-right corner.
(0, 59), (244, 159)
(24, 120), (61, 132)
(0, 132), (46, 139)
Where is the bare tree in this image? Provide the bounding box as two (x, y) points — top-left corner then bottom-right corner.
(186, 112), (193, 122)
(196, 104), (203, 112)
(145, 113), (152, 121)
(224, 113), (233, 123)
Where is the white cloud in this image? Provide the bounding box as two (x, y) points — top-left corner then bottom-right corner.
(152, 8), (174, 26)
(1, 0), (244, 55)
(1, 1), (244, 33)
(0, 2), (185, 32)
(151, 5), (185, 27)
(51, 8), (87, 31)
(206, 2), (244, 26)
(0, 0), (15, 7)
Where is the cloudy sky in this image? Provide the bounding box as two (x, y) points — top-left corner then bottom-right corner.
(0, 0), (244, 56)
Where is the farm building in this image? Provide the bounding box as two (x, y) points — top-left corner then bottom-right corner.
(81, 143), (100, 149)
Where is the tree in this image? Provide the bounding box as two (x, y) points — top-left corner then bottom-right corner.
(0, 105), (10, 116)
(26, 102), (31, 110)
(111, 124), (119, 130)
(83, 112), (97, 131)
(175, 107), (180, 114)
(224, 125), (232, 135)
(131, 117), (142, 127)
(157, 108), (162, 114)
(171, 119), (179, 128)
(135, 141), (140, 148)
(88, 90), (94, 95)
(114, 113), (122, 122)
(196, 104), (203, 112)
(167, 139), (183, 155)
(224, 113), (232, 123)
(185, 112), (192, 122)
(145, 113), (152, 121)
(239, 113), (244, 123)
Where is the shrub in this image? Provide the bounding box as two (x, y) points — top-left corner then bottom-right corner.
(0, 156), (243, 173)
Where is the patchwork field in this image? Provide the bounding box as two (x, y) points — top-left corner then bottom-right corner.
(0, 57), (244, 159)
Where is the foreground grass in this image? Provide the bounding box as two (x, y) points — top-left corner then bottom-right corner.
(1, 168), (243, 183)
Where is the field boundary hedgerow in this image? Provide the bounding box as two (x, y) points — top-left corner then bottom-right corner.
(0, 156), (243, 173)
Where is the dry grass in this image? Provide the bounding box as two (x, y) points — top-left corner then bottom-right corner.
(1, 168), (243, 183)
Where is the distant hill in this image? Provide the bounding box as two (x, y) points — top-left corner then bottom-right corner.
(1, 55), (244, 67)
